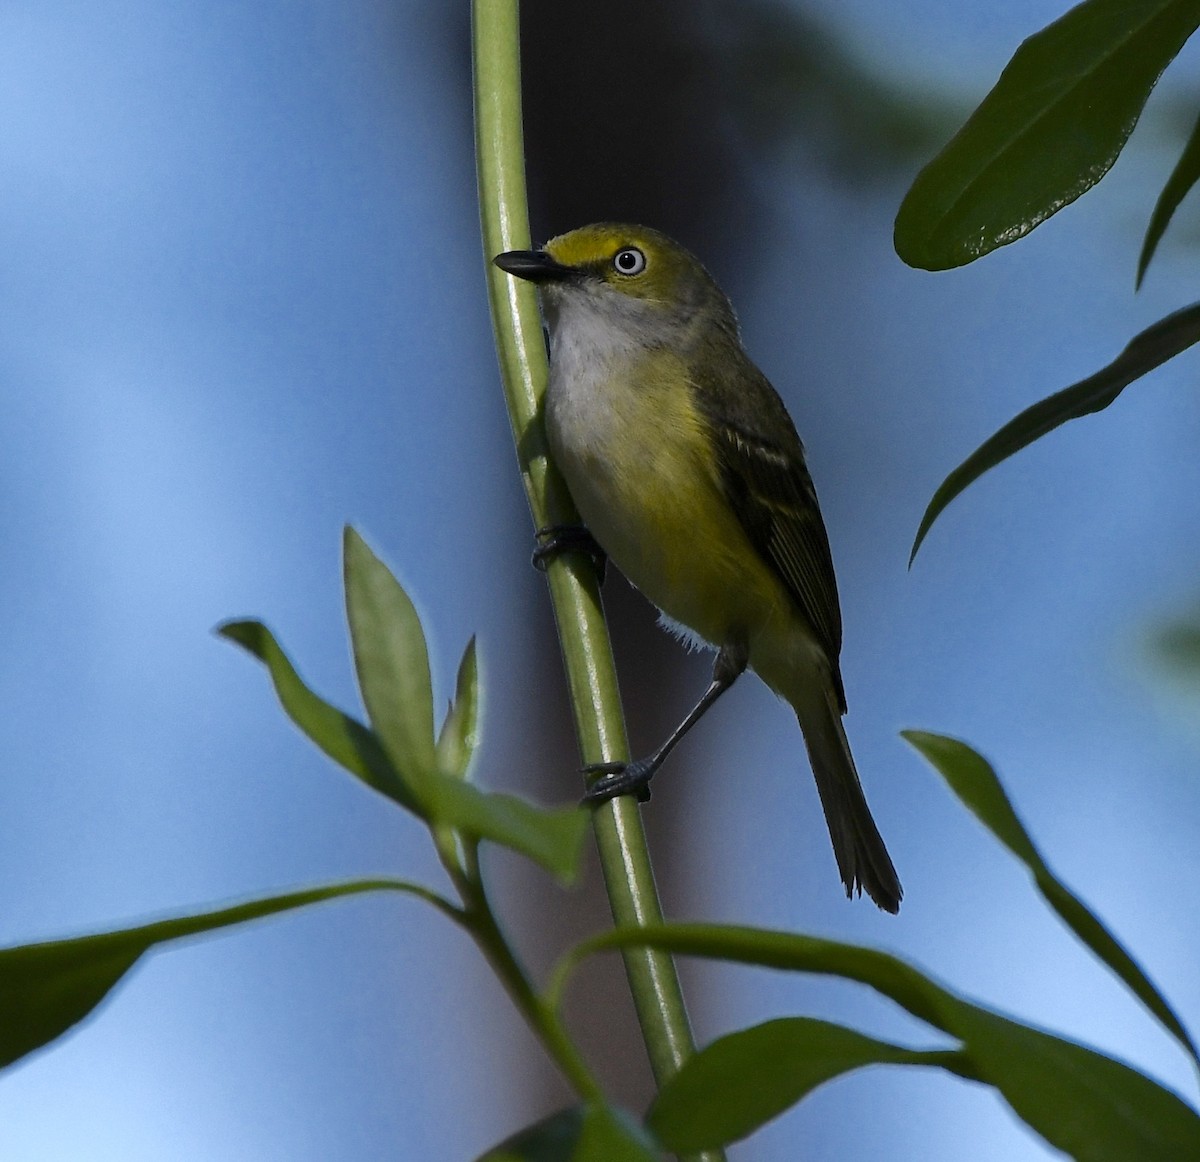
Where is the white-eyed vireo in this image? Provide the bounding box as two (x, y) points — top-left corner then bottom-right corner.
(495, 224), (901, 913)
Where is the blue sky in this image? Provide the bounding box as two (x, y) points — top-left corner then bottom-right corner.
(2, 2), (1198, 1159)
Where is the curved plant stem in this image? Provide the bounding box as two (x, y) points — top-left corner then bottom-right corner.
(462, 873), (604, 1103)
(472, 3), (718, 1150)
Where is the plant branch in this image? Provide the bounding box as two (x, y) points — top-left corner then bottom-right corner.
(471, 0), (715, 1135)
(461, 873), (604, 1103)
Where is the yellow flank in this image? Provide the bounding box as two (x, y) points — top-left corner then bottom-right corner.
(548, 346), (793, 656)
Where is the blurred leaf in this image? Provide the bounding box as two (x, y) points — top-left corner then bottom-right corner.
(0, 879), (443, 1071)
(708, 1), (954, 176)
(910, 301), (1200, 562)
(343, 526), (438, 793)
(1139, 109), (1200, 286)
(648, 1017), (966, 1151)
(225, 573), (583, 878)
(428, 779), (589, 885)
(218, 619), (417, 812)
(477, 1104), (658, 1162)
(895, 0), (1200, 270)
(1156, 615), (1200, 677)
(572, 1106), (659, 1162)
(438, 635), (480, 780)
(340, 531), (586, 877)
(478, 1107), (585, 1162)
(903, 730), (1200, 1068)
(572, 923), (1200, 1159)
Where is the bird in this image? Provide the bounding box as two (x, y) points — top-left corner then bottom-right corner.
(494, 223), (901, 912)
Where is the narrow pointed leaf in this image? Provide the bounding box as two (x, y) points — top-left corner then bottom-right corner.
(910, 301), (1200, 562)
(903, 730), (1200, 1069)
(428, 779), (588, 885)
(220, 615), (583, 878)
(343, 526), (438, 792)
(1138, 109), (1200, 287)
(477, 1104), (658, 1162)
(0, 879), (448, 1070)
(649, 1017), (969, 1151)
(567, 923), (1200, 1160)
(437, 636), (480, 780)
(895, 0), (1200, 269)
(218, 619), (417, 812)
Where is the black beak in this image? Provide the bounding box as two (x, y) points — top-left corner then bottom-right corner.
(493, 249), (574, 283)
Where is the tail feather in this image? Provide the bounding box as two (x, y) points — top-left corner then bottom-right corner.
(796, 683), (901, 913)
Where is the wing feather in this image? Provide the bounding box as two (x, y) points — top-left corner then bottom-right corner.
(690, 360), (847, 709)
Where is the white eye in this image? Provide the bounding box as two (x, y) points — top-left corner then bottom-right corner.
(612, 247), (646, 275)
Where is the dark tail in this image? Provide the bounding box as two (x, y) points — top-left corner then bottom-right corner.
(795, 683), (901, 913)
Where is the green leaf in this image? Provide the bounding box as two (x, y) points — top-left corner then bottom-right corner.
(476, 1104), (658, 1162)
(1138, 109), (1200, 287)
(218, 619), (417, 812)
(903, 730), (1200, 1070)
(895, 0), (1200, 270)
(477, 1107), (585, 1162)
(567, 923), (1200, 1159)
(648, 1017), (968, 1151)
(341, 533), (586, 878)
(0, 879), (449, 1070)
(910, 301), (1200, 562)
(429, 779), (588, 885)
(343, 526), (438, 793)
(571, 1106), (659, 1162)
(437, 636), (480, 780)
(221, 607), (583, 880)
(1156, 615), (1200, 677)
(901, 731), (1040, 866)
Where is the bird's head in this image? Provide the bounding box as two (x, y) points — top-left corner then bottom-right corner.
(494, 223), (736, 343)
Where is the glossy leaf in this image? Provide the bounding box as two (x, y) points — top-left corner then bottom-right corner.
(649, 1017), (967, 1151)
(0, 879), (446, 1070)
(476, 1104), (658, 1162)
(1138, 109), (1200, 286)
(343, 526), (438, 793)
(218, 619), (417, 812)
(910, 301), (1200, 562)
(903, 730), (1200, 1069)
(895, 0), (1200, 270)
(437, 635), (480, 780)
(569, 923), (1200, 1159)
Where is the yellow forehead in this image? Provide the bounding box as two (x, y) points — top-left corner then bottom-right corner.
(544, 222), (673, 268)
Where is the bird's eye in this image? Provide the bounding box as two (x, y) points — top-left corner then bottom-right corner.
(612, 247), (646, 275)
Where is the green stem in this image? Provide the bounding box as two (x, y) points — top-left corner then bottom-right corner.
(462, 875), (604, 1103)
(472, 2), (718, 1147)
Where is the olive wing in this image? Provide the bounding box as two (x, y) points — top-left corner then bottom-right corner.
(692, 363), (846, 709)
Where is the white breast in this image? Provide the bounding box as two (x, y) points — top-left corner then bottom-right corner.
(543, 283), (657, 465)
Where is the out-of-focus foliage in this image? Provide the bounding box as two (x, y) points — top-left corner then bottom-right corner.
(1155, 614), (1200, 680)
(896, 0), (1200, 271)
(910, 303), (1200, 561)
(898, 0), (1200, 563)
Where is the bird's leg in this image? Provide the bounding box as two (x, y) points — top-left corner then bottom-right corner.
(532, 525), (607, 584)
(582, 640), (748, 805)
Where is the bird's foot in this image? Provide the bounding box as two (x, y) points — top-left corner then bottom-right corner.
(532, 525), (607, 583)
(581, 759), (655, 805)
